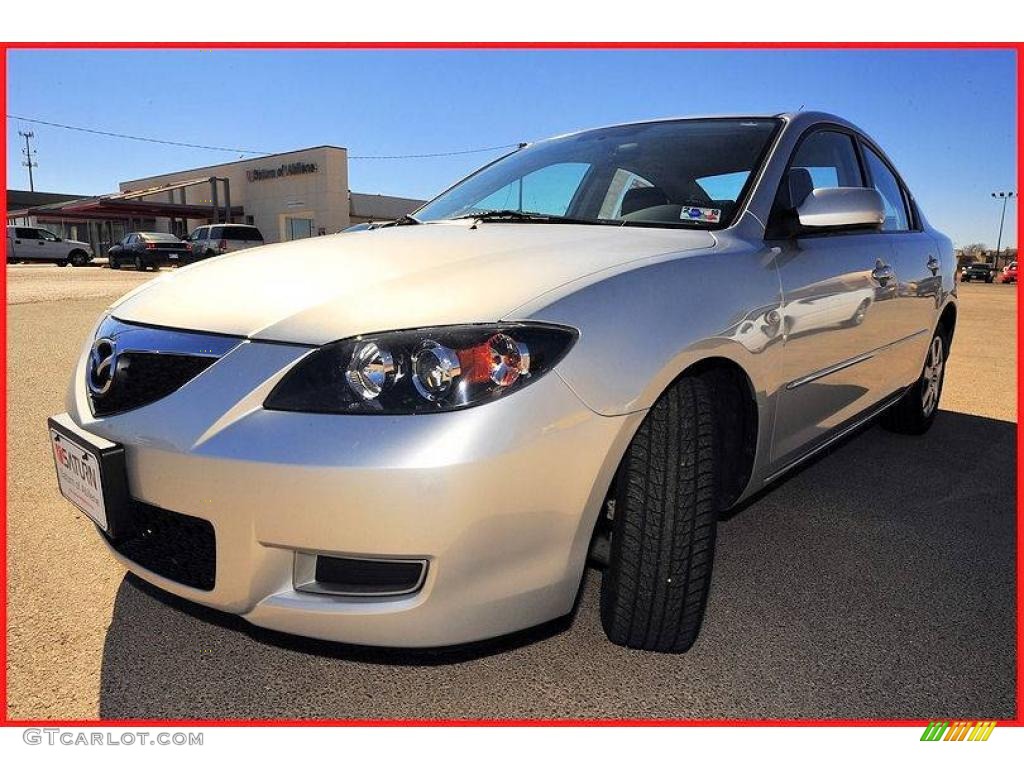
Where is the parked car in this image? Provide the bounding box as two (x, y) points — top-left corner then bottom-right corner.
(1001, 262), (1017, 283)
(343, 221), (392, 232)
(49, 112), (956, 653)
(107, 232), (191, 271)
(183, 224), (264, 261)
(6, 225), (93, 266)
(961, 262), (994, 283)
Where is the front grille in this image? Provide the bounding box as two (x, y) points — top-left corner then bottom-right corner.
(109, 501), (216, 591)
(86, 316), (240, 417)
(90, 352), (216, 416)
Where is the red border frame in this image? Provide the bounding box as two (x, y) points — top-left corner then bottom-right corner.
(0, 40), (1020, 729)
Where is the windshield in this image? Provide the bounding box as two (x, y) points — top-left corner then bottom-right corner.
(141, 233), (182, 242)
(415, 118), (781, 229)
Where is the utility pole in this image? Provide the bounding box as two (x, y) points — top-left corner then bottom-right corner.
(991, 191), (1016, 268)
(19, 130), (38, 192)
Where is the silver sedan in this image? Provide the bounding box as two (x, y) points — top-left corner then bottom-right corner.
(49, 111), (955, 652)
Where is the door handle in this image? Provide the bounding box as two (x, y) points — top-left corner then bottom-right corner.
(871, 261), (895, 284)
(927, 255), (940, 274)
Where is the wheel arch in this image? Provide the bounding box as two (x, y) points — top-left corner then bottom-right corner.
(937, 300), (957, 355)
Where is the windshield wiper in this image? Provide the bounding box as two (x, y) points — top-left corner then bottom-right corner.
(453, 209), (603, 225)
(388, 214), (421, 226)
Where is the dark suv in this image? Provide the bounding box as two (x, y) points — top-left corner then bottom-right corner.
(961, 262), (994, 283)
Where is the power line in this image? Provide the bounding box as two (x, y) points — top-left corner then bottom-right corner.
(6, 113), (521, 160)
(7, 114), (270, 155)
(349, 143), (520, 160)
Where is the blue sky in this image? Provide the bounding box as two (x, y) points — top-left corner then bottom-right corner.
(6, 48), (1017, 248)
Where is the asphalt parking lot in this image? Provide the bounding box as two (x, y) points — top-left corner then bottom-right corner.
(5, 264), (1017, 720)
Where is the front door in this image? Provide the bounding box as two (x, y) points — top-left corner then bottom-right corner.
(860, 141), (938, 388)
(37, 228), (64, 261)
(767, 128), (903, 468)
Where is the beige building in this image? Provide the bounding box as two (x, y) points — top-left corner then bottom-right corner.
(8, 145), (425, 253)
(121, 146), (424, 244)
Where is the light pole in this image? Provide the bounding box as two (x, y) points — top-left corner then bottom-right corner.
(18, 130), (37, 192)
(991, 191), (1016, 268)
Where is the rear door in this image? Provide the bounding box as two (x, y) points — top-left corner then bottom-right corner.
(16, 227), (48, 261)
(766, 128), (903, 468)
(859, 140), (937, 387)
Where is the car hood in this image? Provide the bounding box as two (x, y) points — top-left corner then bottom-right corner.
(109, 220), (715, 345)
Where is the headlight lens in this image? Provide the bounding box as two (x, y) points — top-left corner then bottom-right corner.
(264, 323), (577, 414)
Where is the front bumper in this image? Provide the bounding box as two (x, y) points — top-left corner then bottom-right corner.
(63, 338), (641, 647)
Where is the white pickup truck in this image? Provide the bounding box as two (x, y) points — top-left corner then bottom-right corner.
(6, 225), (94, 267)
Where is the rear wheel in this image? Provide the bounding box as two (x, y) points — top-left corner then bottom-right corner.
(600, 374), (719, 653)
(880, 330), (946, 435)
(56, 259), (69, 267)
(69, 250), (88, 267)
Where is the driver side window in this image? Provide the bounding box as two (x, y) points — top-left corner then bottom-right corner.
(790, 130), (864, 192)
(768, 129), (866, 237)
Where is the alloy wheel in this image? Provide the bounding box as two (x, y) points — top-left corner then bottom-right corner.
(920, 336), (944, 417)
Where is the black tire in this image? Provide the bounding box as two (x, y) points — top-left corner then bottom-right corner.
(108, 256), (120, 270)
(600, 374), (719, 653)
(986, 276), (994, 283)
(69, 250), (88, 267)
(134, 256), (146, 272)
(56, 259), (69, 267)
(880, 329), (947, 435)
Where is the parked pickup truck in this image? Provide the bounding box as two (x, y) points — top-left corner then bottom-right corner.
(6, 225), (94, 266)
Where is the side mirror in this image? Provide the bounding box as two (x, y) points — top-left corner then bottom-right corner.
(796, 187), (885, 230)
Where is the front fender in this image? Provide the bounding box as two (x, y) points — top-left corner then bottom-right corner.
(512, 243), (785, 417)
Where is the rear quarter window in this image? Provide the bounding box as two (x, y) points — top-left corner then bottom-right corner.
(223, 225), (264, 241)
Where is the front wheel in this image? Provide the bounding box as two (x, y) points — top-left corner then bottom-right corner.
(880, 330), (947, 435)
(134, 256), (146, 272)
(600, 374), (719, 653)
(56, 259), (69, 267)
(108, 256), (120, 270)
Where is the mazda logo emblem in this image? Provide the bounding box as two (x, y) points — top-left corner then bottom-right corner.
(87, 337), (119, 397)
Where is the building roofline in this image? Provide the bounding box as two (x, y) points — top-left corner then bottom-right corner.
(120, 145), (349, 186)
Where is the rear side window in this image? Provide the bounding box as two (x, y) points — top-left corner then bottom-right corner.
(222, 225), (264, 241)
(791, 130), (864, 189)
(15, 227), (38, 239)
(861, 145), (911, 231)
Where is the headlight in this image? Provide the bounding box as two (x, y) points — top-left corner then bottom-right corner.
(264, 323), (577, 414)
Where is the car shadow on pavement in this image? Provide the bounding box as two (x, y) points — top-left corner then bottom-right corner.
(98, 409), (1016, 720)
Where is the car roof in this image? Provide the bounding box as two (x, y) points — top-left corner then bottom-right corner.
(534, 111), (863, 145)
